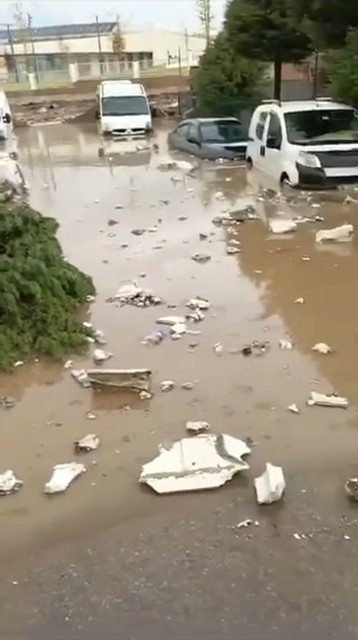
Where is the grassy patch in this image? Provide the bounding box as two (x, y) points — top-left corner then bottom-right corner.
(0, 201), (95, 370)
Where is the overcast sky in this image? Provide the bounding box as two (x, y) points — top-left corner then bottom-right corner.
(0, 1), (226, 30)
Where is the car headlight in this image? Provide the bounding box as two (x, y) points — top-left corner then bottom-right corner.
(298, 151), (321, 168)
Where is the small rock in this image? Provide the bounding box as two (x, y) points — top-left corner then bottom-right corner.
(108, 219), (118, 226)
(131, 228), (146, 236)
(191, 253), (211, 264)
(199, 233), (208, 240)
(115, 204), (124, 210)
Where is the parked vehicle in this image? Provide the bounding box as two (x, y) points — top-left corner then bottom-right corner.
(168, 117), (248, 160)
(96, 80), (152, 137)
(246, 98), (358, 188)
(0, 91), (13, 140)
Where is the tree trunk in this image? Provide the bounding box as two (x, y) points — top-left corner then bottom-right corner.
(274, 57), (282, 100)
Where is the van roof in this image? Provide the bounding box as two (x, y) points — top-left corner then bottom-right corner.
(258, 99), (353, 114)
(99, 81), (145, 98)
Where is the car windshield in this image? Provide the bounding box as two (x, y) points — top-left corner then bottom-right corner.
(285, 108), (358, 145)
(102, 96), (149, 117)
(200, 120), (244, 144)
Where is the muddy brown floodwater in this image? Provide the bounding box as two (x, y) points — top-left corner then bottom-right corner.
(3, 122), (358, 637)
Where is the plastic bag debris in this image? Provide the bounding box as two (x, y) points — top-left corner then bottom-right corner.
(312, 342), (331, 355)
(139, 433), (251, 494)
(186, 421), (210, 434)
(186, 297), (210, 311)
(71, 369), (91, 388)
(279, 339), (293, 350)
(156, 316), (186, 326)
(0, 470), (23, 495)
(93, 349), (113, 364)
(74, 434), (100, 453)
(254, 463), (286, 505)
(142, 330), (165, 346)
(307, 391), (348, 409)
(269, 219), (297, 234)
(87, 368), (151, 392)
(288, 404), (300, 414)
(316, 224), (354, 244)
(345, 477), (358, 501)
(110, 281), (162, 307)
(191, 253), (211, 264)
(161, 380), (174, 392)
(44, 462), (86, 494)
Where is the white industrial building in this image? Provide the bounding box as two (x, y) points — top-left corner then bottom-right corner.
(0, 21), (207, 81)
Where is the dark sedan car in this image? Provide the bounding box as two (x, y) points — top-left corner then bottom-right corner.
(167, 117), (248, 160)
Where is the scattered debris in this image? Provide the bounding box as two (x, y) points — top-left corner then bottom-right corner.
(107, 219), (118, 226)
(279, 339), (293, 350)
(254, 463), (286, 505)
(1, 396), (16, 409)
(86, 295), (95, 303)
(44, 462), (86, 494)
(161, 380), (175, 392)
(288, 404), (300, 414)
(139, 434), (251, 494)
(213, 342), (223, 355)
(0, 470), (23, 495)
(139, 390), (152, 400)
(181, 381), (194, 390)
(312, 342), (331, 355)
(316, 224), (354, 244)
(236, 519), (259, 529)
(191, 253), (211, 264)
(226, 246), (241, 255)
(142, 330), (165, 346)
(230, 205), (259, 222)
(74, 434), (100, 453)
(241, 341), (270, 357)
(93, 349), (113, 364)
(186, 309), (205, 323)
(307, 391), (348, 409)
(87, 368), (151, 392)
(170, 322), (187, 339)
(269, 219), (297, 234)
(295, 297), (304, 304)
(158, 159), (194, 172)
(214, 191), (225, 200)
(156, 316), (186, 326)
(71, 369), (91, 388)
(110, 281), (162, 307)
(131, 228), (146, 236)
(199, 232), (208, 240)
(186, 421), (210, 434)
(345, 477), (358, 501)
(64, 359), (73, 370)
(186, 297), (210, 311)
(86, 412), (97, 420)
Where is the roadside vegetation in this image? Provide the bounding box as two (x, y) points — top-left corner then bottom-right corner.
(0, 200), (95, 369)
(194, 0), (358, 108)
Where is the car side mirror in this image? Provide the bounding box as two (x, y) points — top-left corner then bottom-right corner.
(266, 135), (281, 149)
(3, 113), (11, 124)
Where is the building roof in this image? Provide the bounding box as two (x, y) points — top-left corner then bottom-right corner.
(0, 21), (116, 43)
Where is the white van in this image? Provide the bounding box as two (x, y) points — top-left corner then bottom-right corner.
(246, 98), (358, 188)
(96, 80), (152, 137)
(0, 90), (13, 140)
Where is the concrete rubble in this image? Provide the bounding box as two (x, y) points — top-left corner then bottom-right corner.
(269, 219), (297, 234)
(191, 253), (212, 264)
(0, 470), (23, 495)
(110, 281), (163, 307)
(307, 391), (348, 409)
(185, 421), (210, 434)
(316, 224), (354, 244)
(139, 433), (251, 494)
(93, 349), (113, 364)
(71, 369), (91, 388)
(186, 297), (210, 311)
(74, 434), (100, 453)
(254, 463), (286, 505)
(44, 462), (86, 494)
(87, 368), (151, 392)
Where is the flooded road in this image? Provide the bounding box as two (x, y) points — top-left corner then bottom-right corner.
(2, 122), (358, 637)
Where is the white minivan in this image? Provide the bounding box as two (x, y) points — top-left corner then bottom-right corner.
(0, 90), (13, 140)
(246, 98), (358, 188)
(96, 80), (152, 137)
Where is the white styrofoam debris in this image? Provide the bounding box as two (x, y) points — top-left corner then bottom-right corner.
(44, 463), (86, 494)
(312, 342), (331, 355)
(186, 421), (210, 434)
(316, 224), (354, 244)
(254, 463), (286, 505)
(269, 219), (297, 234)
(74, 434), (100, 452)
(139, 434), (251, 494)
(279, 338), (293, 350)
(156, 316), (186, 326)
(0, 470), (23, 495)
(307, 391), (348, 409)
(288, 404), (300, 414)
(71, 369), (91, 388)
